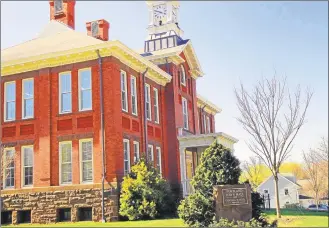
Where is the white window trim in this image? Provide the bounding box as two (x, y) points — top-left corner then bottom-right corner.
(59, 141), (73, 185)
(131, 76), (138, 116)
(4, 81), (16, 122)
(145, 84), (152, 121)
(78, 68), (92, 112)
(180, 65), (186, 86)
(59, 71), (72, 114)
(79, 138), (94, 184)
(22, 78), (34, 120)
(182, 97), (189, 130)
(153, 88), (159, 124)
(121, 70), (128, 112)
(148, 144), (154, 163)
(156, 147), (162, 176)
(133, 141), (140, 163)
(123, 139), (131, 175)
(3, 147), (15, 189)
(21, 145), (34, 188)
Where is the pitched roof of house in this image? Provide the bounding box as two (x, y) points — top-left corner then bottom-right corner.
(2, 20), (103, 63)
(257, 173), (301, 190)
(1, 20), (172, 86)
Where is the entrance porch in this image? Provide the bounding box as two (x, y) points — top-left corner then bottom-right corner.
(178, 132), (238, 197)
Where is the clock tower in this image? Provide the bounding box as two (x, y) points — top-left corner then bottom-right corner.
(144, 1), (184, 53)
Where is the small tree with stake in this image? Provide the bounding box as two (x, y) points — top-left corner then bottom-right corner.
(235, 75), (312, 218)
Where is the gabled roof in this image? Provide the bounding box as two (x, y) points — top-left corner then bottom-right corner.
(1, 21), (172, 86)
(2, 20), (103, 63)
(140, 40), (204, 79)
(257, 173), (301, 190)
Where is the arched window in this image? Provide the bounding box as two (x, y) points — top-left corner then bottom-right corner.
(180, 65), (186, 86)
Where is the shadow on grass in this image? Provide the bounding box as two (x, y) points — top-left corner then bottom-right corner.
(264, 208), (329, 217)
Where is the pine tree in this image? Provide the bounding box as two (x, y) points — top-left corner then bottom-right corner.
(178, 141), (241, 227)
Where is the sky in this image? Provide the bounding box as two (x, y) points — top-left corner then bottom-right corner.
(1, 1), (328, 163)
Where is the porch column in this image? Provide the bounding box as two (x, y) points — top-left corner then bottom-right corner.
(179, 147), (187, 197)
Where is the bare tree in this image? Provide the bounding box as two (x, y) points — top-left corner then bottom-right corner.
(235, 76), (312, 218)
(316, 137), (328, 162)
(241, 156), (265, 189)
(303, 149), (327, 210)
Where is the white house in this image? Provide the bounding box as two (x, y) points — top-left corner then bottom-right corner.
(257, 173), (301, 209)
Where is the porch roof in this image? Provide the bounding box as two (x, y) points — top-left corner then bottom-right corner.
(178, 132), (238, 151)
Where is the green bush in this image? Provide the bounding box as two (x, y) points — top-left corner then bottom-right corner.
(209, 218), (267, 227)
(178, 192), (215, 227)
(119, 158), (173, 220)
(178, 141), (241, 227)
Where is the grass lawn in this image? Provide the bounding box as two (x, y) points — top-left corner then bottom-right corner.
(265, 209), (329, 227)
(4, 209), (328, 227)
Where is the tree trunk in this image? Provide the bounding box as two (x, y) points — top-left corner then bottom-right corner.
(274, 175), (281, 218)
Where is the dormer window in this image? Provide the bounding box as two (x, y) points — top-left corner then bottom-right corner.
(180, 65), (186, 86)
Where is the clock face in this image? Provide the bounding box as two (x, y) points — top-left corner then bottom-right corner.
(153, 4), (167, 24)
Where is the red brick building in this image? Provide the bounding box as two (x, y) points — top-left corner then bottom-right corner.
(0, 0), (238, 224)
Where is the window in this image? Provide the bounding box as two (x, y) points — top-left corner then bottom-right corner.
(22, 146), (33, 187)
(123, 139), (130, 175)
(149, 41), (155, 52)
(17, 210), (31, 224)
(155, 39), (161, 51)
(4, 81), (16, 121)
(156, 147), (162, 175)
(79, 68), (92, 111)
(59, 141), (72, 184)
(131, 76), (138, 115)
(284, 188), (289, 196)
(133, 141), (140, 163)
(57, 208), (71, 222)
(203, 115), (207, 134)
(4, 148), (15, 188)
(161, 38), (167, 49)
(80, 139), (93, 183)
(182, 97), (189, 130)
(22, 79), (34, 119)
(121, 70), (128, 112)
(153, 88), (159, 123)
(145, 84), (151, 121)
(1, 211), (12, 225)
(206, 116), (211, 133)
(59, 72), (72, 113)
(180, 65), (186, 85)
(148, 145), (154, 164)
(168, 37), (174, 48)
(264, 189), (269, 195)
(78, 207), (92, 221)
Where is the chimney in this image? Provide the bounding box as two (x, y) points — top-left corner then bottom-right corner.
(49, 0), (76, 29)
(86, 19), (110, 41)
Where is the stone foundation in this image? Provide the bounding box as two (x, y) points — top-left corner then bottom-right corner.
(1, 187), (119, 224)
